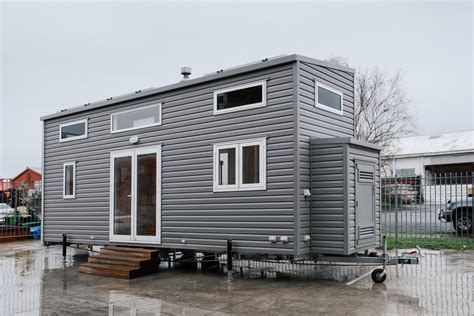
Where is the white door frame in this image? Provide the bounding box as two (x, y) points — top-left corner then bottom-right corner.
(109, 145), (161, 244)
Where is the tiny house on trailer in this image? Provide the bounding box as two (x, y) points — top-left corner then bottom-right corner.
(40, 54), (382, 262)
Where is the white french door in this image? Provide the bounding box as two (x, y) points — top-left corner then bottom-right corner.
(109, 145), (161, 244)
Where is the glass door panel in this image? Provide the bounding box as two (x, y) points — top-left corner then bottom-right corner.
(136, 153), (157, 238)
(113, 156), (132, 236)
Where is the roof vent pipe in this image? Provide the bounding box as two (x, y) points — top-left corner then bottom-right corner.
(181, 66), (191, 80)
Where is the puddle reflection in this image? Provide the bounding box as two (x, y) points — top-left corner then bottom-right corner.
(0, 241), (473, 316)
(108, 292), (217, 316)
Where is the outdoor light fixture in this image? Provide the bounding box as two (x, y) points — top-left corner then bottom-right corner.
(129, 136), (139, 144)
(303, 189), (311, 198)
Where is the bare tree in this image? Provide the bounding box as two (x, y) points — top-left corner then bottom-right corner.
(326, 57), (415, 149)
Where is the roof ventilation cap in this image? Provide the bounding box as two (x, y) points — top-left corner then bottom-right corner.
(181, 66), (191, 80)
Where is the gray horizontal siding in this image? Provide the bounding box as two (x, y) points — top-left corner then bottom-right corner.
(297, 61), (355, 256)
(43, 63), (297, 255)
(310, 143), (347, 255)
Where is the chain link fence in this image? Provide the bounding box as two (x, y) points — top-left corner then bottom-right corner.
(381, 173), (473, 248)
(0, 180), (42, 242)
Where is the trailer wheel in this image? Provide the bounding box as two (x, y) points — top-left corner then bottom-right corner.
(371, 268), (386, 283)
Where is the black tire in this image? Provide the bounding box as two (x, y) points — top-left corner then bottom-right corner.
(452, 209), (473, 235)
(371, 268), (387, 283)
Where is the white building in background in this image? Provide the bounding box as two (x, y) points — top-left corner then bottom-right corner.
(383, 130), (474, 178)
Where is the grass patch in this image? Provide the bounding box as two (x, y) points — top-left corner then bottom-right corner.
(383, 230), (448, 235)
(385, 237), (474, 250)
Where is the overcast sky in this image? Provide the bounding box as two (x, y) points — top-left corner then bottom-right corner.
(1, 1), (473, 177)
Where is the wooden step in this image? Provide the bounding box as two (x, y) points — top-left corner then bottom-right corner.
(100, 246), (159, 260)
(79, 245), (161, 279)
(99, 248), (152, 259)
(79, 263), (139, 279)
(88, 255), (142, 268)
(104, 246), (159, 253)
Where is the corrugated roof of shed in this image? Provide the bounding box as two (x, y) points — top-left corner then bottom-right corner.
(40, 54), (355, 121)
(387, 130), (474, 158)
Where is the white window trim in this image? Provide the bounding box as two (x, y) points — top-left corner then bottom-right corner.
(110, 103), (162, 134)
(213, 138), (267, 192)
(63, 161), (76, 199)
(315, 81), (344, 115)
(59, 118), (88, 142)
(213, 80), (267, 115)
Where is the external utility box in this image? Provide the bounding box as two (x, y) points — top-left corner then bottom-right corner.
(310, 137), (382, 255)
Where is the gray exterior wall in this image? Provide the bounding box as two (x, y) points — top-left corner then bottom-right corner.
(43, 62), (298, 255)
(295, 61), (355, 256)
(309, 142), (348, 255)
(42, 56), (366, 258)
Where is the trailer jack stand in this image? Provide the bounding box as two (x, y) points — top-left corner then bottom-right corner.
(370, 235), (424, 283)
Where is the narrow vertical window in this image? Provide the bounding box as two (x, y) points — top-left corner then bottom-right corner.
(63, 162), (76, 199)
(242, 145), (260, 184)
(218, 148), (236, 186)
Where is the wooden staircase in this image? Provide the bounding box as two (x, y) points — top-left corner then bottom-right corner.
(79, 246), (160, 279)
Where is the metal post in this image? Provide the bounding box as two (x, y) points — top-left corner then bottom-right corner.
(394, 179), (398, 245)
(227, 239), (233, 282)
(62, 233), (67, 259)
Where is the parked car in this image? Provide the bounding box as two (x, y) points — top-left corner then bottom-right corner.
(438, 197), (473, 234)
(0, 203), (15, 223)
(383, 184), (417, 205)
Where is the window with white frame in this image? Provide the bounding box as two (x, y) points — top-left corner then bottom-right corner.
(59, 119), (88, 142)
(63, 162), (76, 199)
(111, 103), (162, 133)
(315, 81), (343, 115)
(213, 138), (266, 192)
(213, 81), (266, 115)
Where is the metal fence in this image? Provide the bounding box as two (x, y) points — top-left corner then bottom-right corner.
(381, 173), (473, 246)
(0, 180), (42, 242)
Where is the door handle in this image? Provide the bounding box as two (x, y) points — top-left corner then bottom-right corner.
(127, 195), (132, 197)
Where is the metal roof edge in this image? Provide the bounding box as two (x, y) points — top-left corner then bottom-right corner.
(40, 54), (356, 121)
(382, 149), (474, 159)
(311, 137), (383, 151)
(294, 55), (356, 74)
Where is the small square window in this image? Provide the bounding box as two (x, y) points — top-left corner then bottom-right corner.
(63, 162), (76, 199)
(213, 81), (266, 115)
(213, 138), (266, 192)
(315, 82), (343, 115)
(59, 119), (88, 142)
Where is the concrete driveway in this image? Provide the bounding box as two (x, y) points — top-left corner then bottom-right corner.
(1, 241), (473, 315)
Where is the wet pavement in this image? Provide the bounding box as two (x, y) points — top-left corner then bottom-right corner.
(1, 241), (473, 315)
